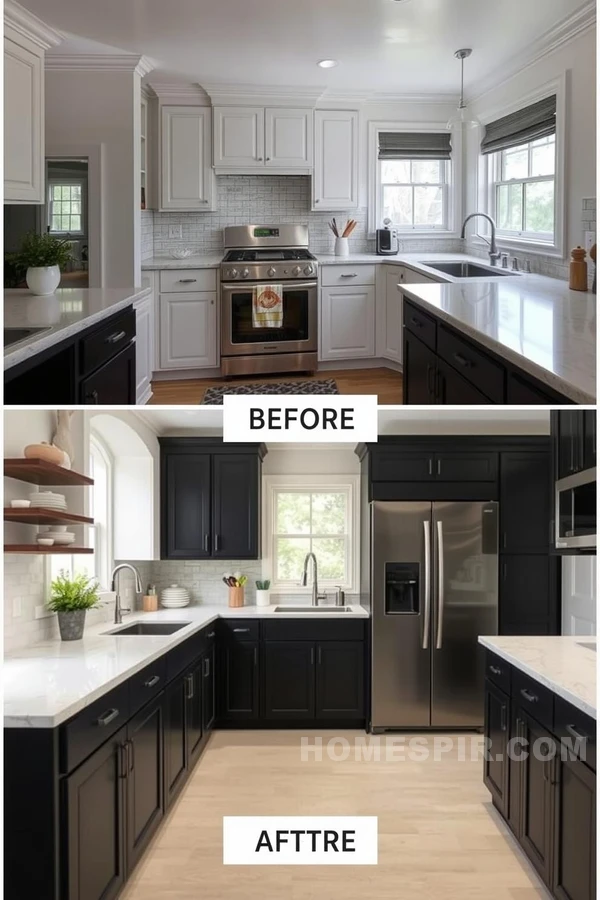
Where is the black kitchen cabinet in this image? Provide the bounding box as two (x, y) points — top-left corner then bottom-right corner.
(164, 675), (188, 807)
(553, 754), (596, 900)
(160, 440), (267, 561)
(500, 452), (551, 553)
(4, 342), (77, 404)
(500, 555), (556, 635)
(125, 695), (165, 873)
(202, 646), (216, 733)
(519, 711), (556, 888)
(185, 661), (204, 771)
(507, 373), (564, 405)
(552, 411), (596, 479)
(403, 329), (437, 404)
(316, 641), (365, 720)
(435, 356), (494, 404)
(219, 640), (259, 721)
(263, 642), (315, 719)
(64, 727), (127, 900)
(483, 679), (510, 819)
(582, 411), (596, 471)
(434, 452), (497, 483)
(80, 342), (136, 404)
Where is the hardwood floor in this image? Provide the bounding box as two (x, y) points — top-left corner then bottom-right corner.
(122, 731), (545, 900)
(150, 367), (403, 406)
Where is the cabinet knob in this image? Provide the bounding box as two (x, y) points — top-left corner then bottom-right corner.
(85, 390), (99, 404)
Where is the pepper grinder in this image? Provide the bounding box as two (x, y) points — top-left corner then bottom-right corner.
(569, 246), (588, 291)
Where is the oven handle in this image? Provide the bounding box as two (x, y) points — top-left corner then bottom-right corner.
(221, 281), (318, 293)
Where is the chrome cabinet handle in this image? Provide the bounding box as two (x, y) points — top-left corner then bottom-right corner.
(453, 352), (472, 368)
(233, 627), (250, 633)
(520, 688), (538, 703)
(214, 534), (220, 553)
(105, 330), (126, 344)
(186, 674), (194, 699)
(204, 534), (210, 553)
(489, 665), (502, 676)
(436, 520), (444, 650)
(437, 460), (441, 476)
(500, 704), (507, 732)
(118, 743), (128, 778)
(144, 675), (160, 688)
(340, 273), (358, 278)
(207, 631), (216, 639)
(178, 278), (197, 284)
(85, 390), (99, 404)
(566, 723), (590, 742)
(127, 739), (135, 773)
(204, 657), (210, 677)
(422, 520), (431, 650)
(96, 708), (119, 727)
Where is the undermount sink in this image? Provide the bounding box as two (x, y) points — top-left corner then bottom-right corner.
(4, 326), (51, 348)
(273, 606), (355, 614)
(419, 261), (519, 279)
(577, 641), (597, 652)
(106, 622), (191, 636)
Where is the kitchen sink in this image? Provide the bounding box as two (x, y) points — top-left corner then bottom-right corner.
(577, 641), (597, 652)
(419, 261), (518, 278)
(273, 606), (355, 614)
(4, 326), (51, 348)
(106, 622), (191, 636)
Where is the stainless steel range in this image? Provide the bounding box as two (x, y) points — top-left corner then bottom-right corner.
(220, 225), (318, 377)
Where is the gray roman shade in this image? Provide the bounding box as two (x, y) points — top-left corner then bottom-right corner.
(480, 95), (556, 156)
(378, 132), (452, 161)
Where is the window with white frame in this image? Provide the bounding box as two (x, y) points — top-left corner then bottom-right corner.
(265, 477), (359, 593)
(379, 159), (449, 230)
(48, 181), (84, 234)
(491, 136), (556, 242)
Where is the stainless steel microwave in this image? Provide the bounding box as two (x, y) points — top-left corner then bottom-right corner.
(555, 468), (597, 550)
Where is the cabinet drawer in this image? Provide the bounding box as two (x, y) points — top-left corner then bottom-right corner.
(79, 308), (135, 378)
(60, 681), (130, 774)
(404, 300), (437, 351)
(320, 265), (375, 287)
(165, 632), (206, 682)
(129, 656), (167, 716)
(485, 651), (511, 694)
(512, 669), (554, 732)
(220, 619), (260, 641)
(159, 268), (217, 293)
(262, 618), (365, 642)
(437, 325), (504, 403)
(554, 696), (596, 772)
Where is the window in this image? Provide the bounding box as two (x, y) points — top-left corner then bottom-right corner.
(493, 136), (556, 242)
(48, 181), (84, 234)
(264, 476), (359, 593)
(380, 159), (448, 230)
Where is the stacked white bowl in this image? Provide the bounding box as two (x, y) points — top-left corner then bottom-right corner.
(160, 584), (191, 608)
(41, 525), (76, 545)
(29, 491), (67, 510)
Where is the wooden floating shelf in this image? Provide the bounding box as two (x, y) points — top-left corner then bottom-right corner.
(4, 545), (94, 555)
(4, 459), (94, 487)
(4, 508), (94, 526)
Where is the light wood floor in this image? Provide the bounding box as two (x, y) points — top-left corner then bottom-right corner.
(122, 731), (546, 900)
(150, 367), (403, 406)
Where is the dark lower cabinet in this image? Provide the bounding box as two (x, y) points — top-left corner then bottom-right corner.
(263, 642), (315, 719)
(202, 647), (216, 732)
(64, 727), (127, 900)
(483, 680), (509, 818)
(316, 641), (364, 719)
(219, 640), (259, 721)
(435, 357), (493, 404)
(500, 555), (555, 635)
(79, 342), (136, 404)
(403, 329), (437, 404)
(185, 662), (204, 771)
(553, 755), (596, 900)
(519, 712), (556, 888)
(164, 675), (188, 807)
(125, 696), (164, 872)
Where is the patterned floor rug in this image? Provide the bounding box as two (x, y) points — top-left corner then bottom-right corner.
(202, 379), (339, 405)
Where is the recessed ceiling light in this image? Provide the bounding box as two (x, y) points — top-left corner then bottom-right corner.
(317, 59), (338, 69)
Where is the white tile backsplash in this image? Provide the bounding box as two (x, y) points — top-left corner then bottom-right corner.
(141, 209), (155, 260)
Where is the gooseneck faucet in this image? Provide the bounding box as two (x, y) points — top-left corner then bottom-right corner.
(111, 563), (142, 624)
(301, 553), (327, 607)
(460, 212), (501, 266)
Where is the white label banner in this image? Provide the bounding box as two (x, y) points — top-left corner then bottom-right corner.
(223, 816), (378, 865)
(222, 395), (378, 443)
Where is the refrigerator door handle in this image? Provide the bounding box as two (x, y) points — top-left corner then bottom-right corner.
(422, 520), (431, 650)
(435, 520), (444, 650)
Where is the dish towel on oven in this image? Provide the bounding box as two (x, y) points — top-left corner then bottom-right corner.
(253, 284), (283, 328)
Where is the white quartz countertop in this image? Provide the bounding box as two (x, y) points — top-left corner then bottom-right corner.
(141, 254), (223, 270)
(4, 604), (368, 728)
(4, 286), (151, 371)
(479, 636), (597, 719)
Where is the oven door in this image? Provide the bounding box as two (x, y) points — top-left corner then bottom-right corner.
(221, 281), (318, 356)
(555, 468), (597, 550)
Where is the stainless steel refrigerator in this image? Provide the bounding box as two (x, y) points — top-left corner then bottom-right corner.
(371, 501), (499, 730)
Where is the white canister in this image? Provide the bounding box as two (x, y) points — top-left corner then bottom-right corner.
(26, 265), (61, 296)
(256, 590), (271, 607)
(334, 237), (349, 257)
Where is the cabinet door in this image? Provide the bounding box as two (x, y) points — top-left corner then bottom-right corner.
(212, 453), (260, 558)
(436, 357), (494, 404)
(382, 267), (403, 363)
(556, 412), (583, 479)
(403, 330), (437, 404)
(434, 452), (497, 483)
(316, 642), (364, 720)
(483, 680), (510, 818)
(553, 755), (596, 900)
(65, 727), (127, 900)
(320, 286), (375, 360)
(185, 664), (204, 770)
(500, 556), (555, 635)
(213, 107), (265, 167)
(125, 696), (164, 873)
(520, 713), (556, 888)
(313, 110), (358, 210)
(582, 411), (596, 471)
(80, 343), (136, 405)
(159, 292), (217, 370)
(135, 296), (154, 404)
(263, 642), (315, 720)
(265, 108), (312, 168)
(508, 372), (566, 405)
(162, 451), (211, 559)
(500, 452), (551, 553)
(164, 676), (188, 807)
(202, 646), (216, 733)
(4, 34), (44, 203)
(161, 106), (213, 210)
(5, 342), (77, 405)
(219, 641), (259, 721)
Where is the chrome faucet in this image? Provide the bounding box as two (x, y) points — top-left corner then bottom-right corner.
(460, 212), (501, 267)
(301, 553), (327, 607)
(111, 563), (142, 624)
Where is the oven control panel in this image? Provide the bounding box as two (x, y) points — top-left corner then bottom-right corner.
(223, 264), (315, 281)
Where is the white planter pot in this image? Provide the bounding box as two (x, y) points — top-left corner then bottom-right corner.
(256, 590), (271, 607)
(26, 265), (61, 296)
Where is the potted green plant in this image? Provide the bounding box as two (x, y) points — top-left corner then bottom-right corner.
(47, 570), (101, 641)
(255, 579), (271, 607)
(17, 232), (72, 296)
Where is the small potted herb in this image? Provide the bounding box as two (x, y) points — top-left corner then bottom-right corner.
(47, 570), (101, 641)
(17, 232), (72, 296)
(255, 579), (271, 607)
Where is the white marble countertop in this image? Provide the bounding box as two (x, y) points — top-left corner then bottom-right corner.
(141, 254), (223, 270)
(4, 286), (151, 371)
(479, 636), (597, 719)
(4, 604), (368, 728)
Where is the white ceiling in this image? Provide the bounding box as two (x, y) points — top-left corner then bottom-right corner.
(25, 0), (586, 94)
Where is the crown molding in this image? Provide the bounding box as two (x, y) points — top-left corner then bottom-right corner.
(321, 88), (459, 105)
(4, 0), (64, 50)
(45, 53), (156, 76)
(202, 82), (326, 107)
(468, 1), (595, 103)
(148, 82), (210, 102)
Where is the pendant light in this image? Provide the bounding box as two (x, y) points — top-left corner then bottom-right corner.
(446, 49), (480, 130)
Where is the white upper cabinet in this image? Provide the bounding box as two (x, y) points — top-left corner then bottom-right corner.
(4, 29), (44, 204)
(213, 107), (265, 168)
(313, 110), (359, 211)
(265, 108), (313, 168)
(161, 106), (214, 211)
